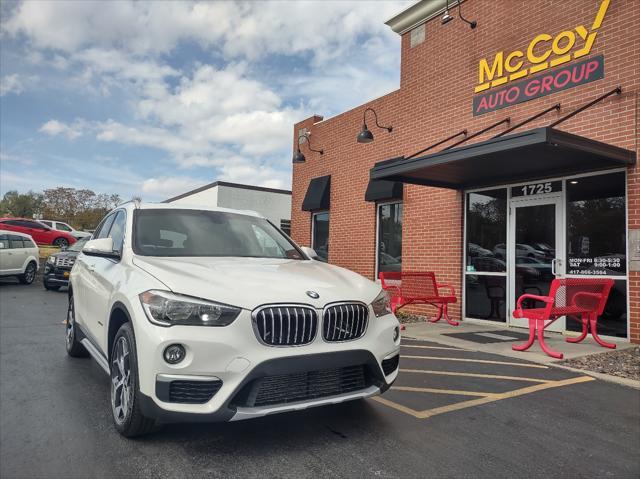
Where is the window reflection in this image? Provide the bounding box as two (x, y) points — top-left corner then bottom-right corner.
(378, 202), (403, 273)
(312, 212), (329, 262)
(566, 279), (627, 338)
(466, 189), (507, 272)
(465, 275), (506, 322)
(566, 172), (626, 275)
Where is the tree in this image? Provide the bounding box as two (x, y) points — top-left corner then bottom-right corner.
(0, 190), (44, 217)
(42, 187), (122, 229)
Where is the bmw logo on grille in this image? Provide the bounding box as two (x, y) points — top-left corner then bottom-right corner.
(306, 291), (320, 299)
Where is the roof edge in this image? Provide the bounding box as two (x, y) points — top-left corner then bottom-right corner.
(385, 0), (459, 35)
(163, 181), (292, 203)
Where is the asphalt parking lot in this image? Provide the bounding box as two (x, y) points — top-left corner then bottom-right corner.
(1, 279), (639, 479)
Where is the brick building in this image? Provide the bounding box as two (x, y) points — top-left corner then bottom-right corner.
(291, 0), (639, 343)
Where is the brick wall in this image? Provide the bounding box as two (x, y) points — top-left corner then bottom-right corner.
(291, 0), (640, 342)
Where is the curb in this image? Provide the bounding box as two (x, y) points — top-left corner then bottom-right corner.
(547, 363), (640, 390)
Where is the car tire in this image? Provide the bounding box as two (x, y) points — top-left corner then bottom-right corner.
(65, 294), (89, 357)
(18, 261), (37, 285)
(44, 282), (61, 291)
(53, 237), (69, 248)
(111, 322), (157, 438)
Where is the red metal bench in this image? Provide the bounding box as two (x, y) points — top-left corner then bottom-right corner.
(512, 278), (615, 359)
(379, 271), (458, 326)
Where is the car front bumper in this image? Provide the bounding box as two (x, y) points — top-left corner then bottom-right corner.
(133, 305), (400, 423)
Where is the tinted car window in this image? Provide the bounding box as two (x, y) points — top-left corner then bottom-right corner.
(95, 214), (116, 239)
(108, 211), (126, 252)
(40, 221), (52, 227)
(57, 223), (73, 232)
(2, 220), (22, 226)
(133, 209), (303, 259)
(0, 234), (9, 249)
(9, 235), (25, 248)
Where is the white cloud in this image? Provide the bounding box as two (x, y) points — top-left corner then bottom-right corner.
(142, 176), (207, 197)
(3, 0), (407, 194)
(3, 1), (407, 64)
(0, 74), (24, 96)
(39, 119), (86, 140)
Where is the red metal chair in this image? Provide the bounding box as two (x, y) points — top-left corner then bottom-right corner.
(512, 278), (615, 359)
(379, 271), (458, 326)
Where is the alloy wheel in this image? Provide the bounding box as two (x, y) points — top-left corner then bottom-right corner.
(24, 263), (36, 283)
(111, 336), (133, 425)
(54, 238), (69, 248)
(65, 300), (75, 349)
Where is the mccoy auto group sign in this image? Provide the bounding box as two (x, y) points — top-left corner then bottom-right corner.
(473, 0), (609, 116)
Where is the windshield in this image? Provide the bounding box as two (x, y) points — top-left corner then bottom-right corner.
(133, 209), (304, 259)
(68, 237), (89, 252)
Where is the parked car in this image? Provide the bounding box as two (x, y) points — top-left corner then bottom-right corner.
(67, 203), (400, 437)
(0, 231), (39, 284)
(39, 220), (92, 240)
(43, 237), (89, 291)
(493, 243), (546, 260)
(516, 256), (553, 280)
(0, 218), (77, 248)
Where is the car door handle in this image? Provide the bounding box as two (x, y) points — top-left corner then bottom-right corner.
(87, 264), (96, 272)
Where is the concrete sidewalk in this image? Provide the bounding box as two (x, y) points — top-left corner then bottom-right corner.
(402, 319), (635, 365)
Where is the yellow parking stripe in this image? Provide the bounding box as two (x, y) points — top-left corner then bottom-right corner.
(416, 376), (595, 419)
(373, 376), (595, 419)
(402, 344), (467, 352)
(399, 368), (549, 383)
(401, 355), (549, 369)
(391, 386), (493, 397)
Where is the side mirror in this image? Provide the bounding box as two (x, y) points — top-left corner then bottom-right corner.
(83, 237), (120, 259)
(300, 246), (319, 260)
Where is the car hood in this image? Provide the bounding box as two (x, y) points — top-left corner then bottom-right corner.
(132, 256), (382, 310)
(51, 251), (80, 260)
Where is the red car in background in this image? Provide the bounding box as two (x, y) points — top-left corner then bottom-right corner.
(0, 218), (77, 248)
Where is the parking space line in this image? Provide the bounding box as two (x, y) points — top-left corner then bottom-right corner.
(402, 344), (466, 352)
(374, 376), (595, 419)
(391, 386), (494, 397)
(401, 355), (549, 369)
(399, 368), (549, 383)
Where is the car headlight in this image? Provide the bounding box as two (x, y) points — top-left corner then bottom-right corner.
(47, 256), (56, 264)
(371, 289), (392, 317)
(139, 290), (241, 327)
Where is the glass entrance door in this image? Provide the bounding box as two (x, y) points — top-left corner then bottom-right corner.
(509, 197), (564, 331)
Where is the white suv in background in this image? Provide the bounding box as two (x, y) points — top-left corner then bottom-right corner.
(0, 231), (39, 284)
(67, 202), (400, 437)
(39, 220), (91, 240)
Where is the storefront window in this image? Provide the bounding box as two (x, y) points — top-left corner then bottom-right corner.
(465, 188), (507, 321)
(566, 171), (627, 338)
(466, 189), (507, 272)
(465, 275), (506, 321)
(566, 172), (626, 275)
(377, 202), (403, 274)
(312, 212), (329, 262)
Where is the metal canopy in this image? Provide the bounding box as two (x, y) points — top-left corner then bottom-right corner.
(370, 127), (636, 190)
(364, 180), (403, 202)
(302, 175), (331, 211)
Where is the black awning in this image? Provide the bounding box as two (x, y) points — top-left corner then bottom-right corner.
(364, 180), (403, 202)
(370, 127), (636, 190)
(302, 175), (331, 211)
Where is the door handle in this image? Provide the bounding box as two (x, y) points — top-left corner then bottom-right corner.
(551, 258), (562, 276)
(87, 264), (96, 272)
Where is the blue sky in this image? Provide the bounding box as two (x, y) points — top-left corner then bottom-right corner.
(0, 0), (408, 201)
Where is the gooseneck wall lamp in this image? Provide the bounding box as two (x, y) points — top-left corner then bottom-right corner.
(357, 107), (393, 144)
(442, 0), (477, 29)
(292, 133), (323, 163)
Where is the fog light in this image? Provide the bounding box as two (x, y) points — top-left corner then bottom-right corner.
(163, 344), (186, 364)
(393, 326), (400, 342)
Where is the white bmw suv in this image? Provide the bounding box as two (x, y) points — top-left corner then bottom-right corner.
(67, 202), (400, 437)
